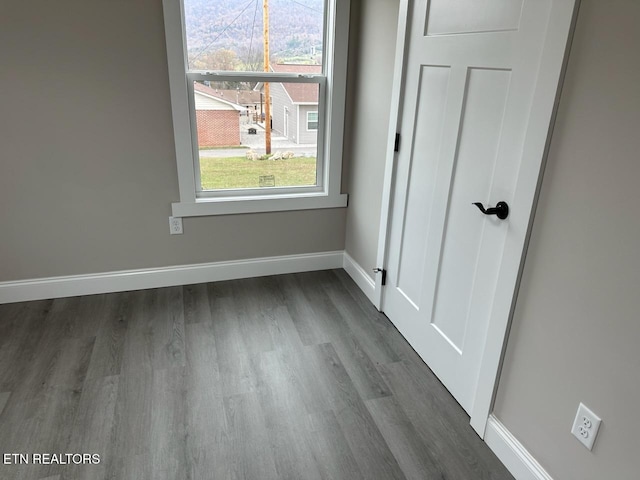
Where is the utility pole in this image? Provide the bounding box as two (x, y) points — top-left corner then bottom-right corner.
(263, 0), (271, 154)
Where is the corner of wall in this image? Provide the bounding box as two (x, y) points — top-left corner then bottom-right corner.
(342, 251), (377, 307)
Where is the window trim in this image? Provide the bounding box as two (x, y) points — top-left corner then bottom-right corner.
(161, 0), (350, 216)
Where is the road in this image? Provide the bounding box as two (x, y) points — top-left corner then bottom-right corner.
(199, 123), (316, 158)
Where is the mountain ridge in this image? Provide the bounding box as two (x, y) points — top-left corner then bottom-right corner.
(184, 0), (325, 67)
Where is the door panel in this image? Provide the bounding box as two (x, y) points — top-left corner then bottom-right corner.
(396, 66), (450, 305)
(426, 0), (524, 36)
(382, 0), (576, 415)
(431, 68), (511, 350)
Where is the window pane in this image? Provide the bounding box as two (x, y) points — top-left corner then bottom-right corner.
(184, 0), (325, 73)
(193, 81), (319, 191)
(307, 111), (318, 130)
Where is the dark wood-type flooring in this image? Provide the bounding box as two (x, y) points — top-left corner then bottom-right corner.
(0, 270), (513, 480)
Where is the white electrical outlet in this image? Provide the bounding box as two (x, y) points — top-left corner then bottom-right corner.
(169, 216), (183, 235)
(571, 402), (601, 450)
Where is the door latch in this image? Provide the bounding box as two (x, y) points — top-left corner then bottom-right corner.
(373, 268), (387, 286)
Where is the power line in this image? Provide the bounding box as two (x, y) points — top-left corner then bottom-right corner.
(289, 0), (322, 13)
(247, 0), (260, 68)
(190, 0), (258, 65)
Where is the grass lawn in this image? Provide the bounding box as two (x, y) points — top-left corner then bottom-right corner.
(200, 156), (317, 190)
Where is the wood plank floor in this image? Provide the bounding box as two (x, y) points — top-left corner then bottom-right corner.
(0, 270), (513, 480)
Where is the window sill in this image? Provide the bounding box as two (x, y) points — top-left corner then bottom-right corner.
(171, 192), (348, 217)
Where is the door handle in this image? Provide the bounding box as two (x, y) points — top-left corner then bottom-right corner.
(472, 201), (509, 220)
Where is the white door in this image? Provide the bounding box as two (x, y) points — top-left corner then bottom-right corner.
(382, 0), (576, 416)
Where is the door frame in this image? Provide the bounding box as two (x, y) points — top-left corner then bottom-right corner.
(374, 0), (580, 437)
(284, 106), (289, 138)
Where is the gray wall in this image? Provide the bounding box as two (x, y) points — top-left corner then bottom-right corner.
(298, 105), (319, 145)
(0, 0), (345, 282)
(269, 83), (291, 139)
(343, 0), (400, 276)
(494, 1), (639, 478)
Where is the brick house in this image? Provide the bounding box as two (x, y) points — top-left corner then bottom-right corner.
(193, 82), (244, 147)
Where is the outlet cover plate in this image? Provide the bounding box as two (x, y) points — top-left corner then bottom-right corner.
(571, 402), (601, 451)
(169, 216), (183, 235)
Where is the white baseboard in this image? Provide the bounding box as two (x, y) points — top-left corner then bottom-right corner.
(342, 252), (378, 307)
(0, 251), (344, 304)
(485, 415), (553, 480)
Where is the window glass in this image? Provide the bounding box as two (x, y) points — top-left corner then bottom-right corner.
(192, 81), (319, 191)
(184, 0), (325, 73)
(307, 111), (318, 130)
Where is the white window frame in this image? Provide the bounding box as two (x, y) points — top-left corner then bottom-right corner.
(162, 0), (350, 217)
(307, 111), (319, 131)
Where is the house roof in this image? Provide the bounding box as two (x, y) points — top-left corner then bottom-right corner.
(193, 82), (260, 107)
(272, 64), (321, 104)
(208, 88), (262, 105)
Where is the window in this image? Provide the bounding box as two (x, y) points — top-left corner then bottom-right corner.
(162, 0), (350, 216)
(307, 111), (319, 131)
